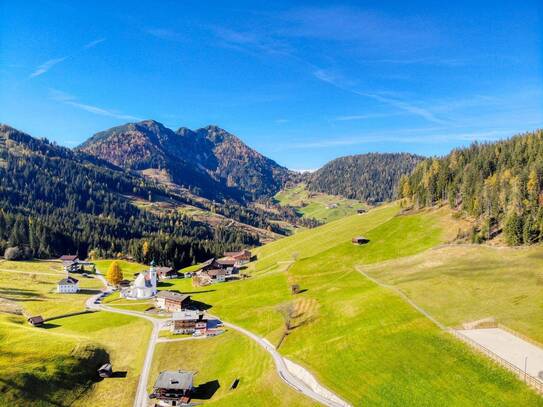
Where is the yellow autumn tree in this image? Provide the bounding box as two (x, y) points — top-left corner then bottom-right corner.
(106, 261), (123, 286)
(142, 240), (150, 261)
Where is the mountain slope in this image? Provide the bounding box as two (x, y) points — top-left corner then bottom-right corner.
(79, 120), (294, 201)
(0, 124), (260, 265)
(308, 153), (423, 203)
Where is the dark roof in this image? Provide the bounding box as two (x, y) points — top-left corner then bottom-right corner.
(58, 276), (79, 285)
(155, 266), (174, 274)
(154, 370), (194, 390)
(156, 291), (190, 302)
(60, 255), (78, 261)
(224, 249), (251, 258)
(28, 316), (44, 324)
(98, 363), (112, 372)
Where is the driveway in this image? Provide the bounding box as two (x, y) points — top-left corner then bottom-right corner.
(458, 328), (543, 380)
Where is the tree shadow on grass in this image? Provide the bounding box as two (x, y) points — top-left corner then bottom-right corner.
(192, 380), (220, 400)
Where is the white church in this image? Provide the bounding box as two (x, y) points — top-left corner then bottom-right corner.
(120, 261), (158, 300)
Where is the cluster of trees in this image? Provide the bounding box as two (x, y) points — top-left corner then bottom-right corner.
(308, 153), (423, 203)
(0, 125), (258, 266)
(400, 130), (543, 245)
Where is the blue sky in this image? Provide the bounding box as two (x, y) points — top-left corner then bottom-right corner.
(1, 1), (542, 170)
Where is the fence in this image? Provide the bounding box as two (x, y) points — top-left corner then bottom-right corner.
(449, 329), (543, 394)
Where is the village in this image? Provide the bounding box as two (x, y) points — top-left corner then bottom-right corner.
(25, 249), (254, 407)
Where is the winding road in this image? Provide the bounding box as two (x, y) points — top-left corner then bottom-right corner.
(87, 273), (350, 407)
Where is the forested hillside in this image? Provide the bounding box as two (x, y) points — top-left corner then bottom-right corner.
(400, 130), (543, 244)
(308, 153), (423, 203)
(0, 125), (260, 267)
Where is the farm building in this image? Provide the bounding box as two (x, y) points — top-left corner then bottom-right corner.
(223, 249), (252, 265)
(156, 266), (180, 280)
(352, 236), (370, 245)
(171, 310), (207, 335)
(57, 276), (79, 293)
(155, 291), (191, 312)
(357, 208), (367, 214)
(27, 315), (44, 327)
(150, 370), (194, 406)
(59, 255), (95, 273)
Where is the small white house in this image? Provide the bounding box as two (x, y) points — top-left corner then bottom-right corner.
(57, 277), (79, 294)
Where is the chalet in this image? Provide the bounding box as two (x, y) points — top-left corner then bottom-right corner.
(57, 276), (79, 293)
(150, 370), (194, 406)
(216, 258), (237, 267)
(206, 269), (227, 282)
(223, 249), (252, 264)
(352, 236), (370, 245)
(171, 310), (207, 335)
(98, 363), (113, 378)
(156, 266), (180, 280)
(27, 315), (44, 327)
(155, 291), (191, 312)
(59, 255), (95, 273)
(357, 208), (367, 214)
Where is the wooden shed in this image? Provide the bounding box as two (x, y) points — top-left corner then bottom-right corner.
(27, 315), (44, 327)
(352, 236), (369, 245)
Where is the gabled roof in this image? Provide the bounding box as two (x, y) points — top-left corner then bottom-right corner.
(58, 276), (79, 285)
(156, 291), (190, 302)
(172, 310), (202, 321)
(155, 266), (175, 274)
(216, 258), (236, 266)
(28, 315), (44, 324)
(154, 370), (194, 390)
(60, 255), (78, 262)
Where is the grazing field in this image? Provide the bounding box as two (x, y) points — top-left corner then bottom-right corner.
(149, 331), (316, 406)
(360, 244), (543, 343)
(0, 259), (151, 407)
(160, 205), (542, 405)
(274, 183), (367, 223)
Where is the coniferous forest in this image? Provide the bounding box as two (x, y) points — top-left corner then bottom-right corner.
(0, 125), (259, 267)
(400, 130), (543, 245)
(308, 153), (424, 203)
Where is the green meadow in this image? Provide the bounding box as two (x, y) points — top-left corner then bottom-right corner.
(149, 331), (316, 406)
(274, 183), (367, 223)
(360, 244), (543, 343)
(150, 205), (542, 405)
(0, 259), (150, 406)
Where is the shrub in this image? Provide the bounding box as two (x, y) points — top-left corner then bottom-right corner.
(4, 246), (22, 260)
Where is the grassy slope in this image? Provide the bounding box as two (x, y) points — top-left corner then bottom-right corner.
(274, 183), (367, 223)
(93, 259), (148, 279)
(360, 244), (543, 343)
(149, 205), (541, 405)
(0, 260), (151, 407)
(149, 331), (316, 407)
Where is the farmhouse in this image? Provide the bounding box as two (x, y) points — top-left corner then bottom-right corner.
(156, 266), (180, 280)
(352, 236), (370, 245)
(223, 249), (252, 265)
(59, 255), (95, 273)
(150, 370), (194, 406)
(171, 310), (207, 335)
(57, 276), (79, 293)
(206, 269), (227, 282)
(27, 315), (44, 327)
(155, 291), (191, 312)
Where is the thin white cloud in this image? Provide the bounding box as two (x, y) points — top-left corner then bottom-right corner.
(29, 57), (68, 78)
(335, 112), (401, 121)
(146, 28), (186, 42)
(84, 38), (106, 49)
(50, 89), (142, 121)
